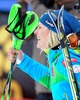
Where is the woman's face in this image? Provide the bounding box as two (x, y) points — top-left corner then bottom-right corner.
(34, 22), (50, 50)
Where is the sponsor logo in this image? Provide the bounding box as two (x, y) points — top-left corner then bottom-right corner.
(62, 58), (77, 67)
(45, 20), (54, 27)
(73, 65), (80, 73)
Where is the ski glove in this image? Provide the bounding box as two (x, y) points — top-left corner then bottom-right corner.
(67, 33), (79, 49)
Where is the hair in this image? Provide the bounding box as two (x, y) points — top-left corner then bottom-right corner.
(46, 30), (60, 49)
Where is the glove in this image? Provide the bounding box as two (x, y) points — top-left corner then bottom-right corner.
(67, 33), (79, 49)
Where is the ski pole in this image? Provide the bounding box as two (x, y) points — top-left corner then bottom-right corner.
(1, 4), (39, 100)
(57, 5), (79, 100)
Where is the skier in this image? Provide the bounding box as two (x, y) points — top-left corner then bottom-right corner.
(8, 9), (80, 100)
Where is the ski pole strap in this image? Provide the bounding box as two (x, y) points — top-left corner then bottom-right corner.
(60, 35), (67, 48)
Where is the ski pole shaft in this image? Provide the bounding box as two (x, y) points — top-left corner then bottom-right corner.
(59, 31), (79, 100)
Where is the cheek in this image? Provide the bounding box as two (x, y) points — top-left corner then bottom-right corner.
(40, 32), (49, 48)
(37, 29), (49, 49)
(37, 38), (47, 49)
(41, 37), (48, 48)
(42, 37), (47, 45)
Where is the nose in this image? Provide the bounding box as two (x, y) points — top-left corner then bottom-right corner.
(34, 28), (38, 35)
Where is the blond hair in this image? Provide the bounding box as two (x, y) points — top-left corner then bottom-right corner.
(46, 30), (60, 49)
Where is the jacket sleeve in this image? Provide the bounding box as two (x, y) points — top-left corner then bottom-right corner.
(17, 53), (51, 90)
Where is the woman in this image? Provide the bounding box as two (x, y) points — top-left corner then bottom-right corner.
(8, 10), (80, 100)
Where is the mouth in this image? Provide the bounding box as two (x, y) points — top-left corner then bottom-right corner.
(37, 37), (40, 41)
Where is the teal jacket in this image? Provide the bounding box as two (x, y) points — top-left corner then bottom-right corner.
(17, 48), (80, 100)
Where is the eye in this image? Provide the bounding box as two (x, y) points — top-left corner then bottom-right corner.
(35, 25), (41, 30)
(38, 25), (42, 29)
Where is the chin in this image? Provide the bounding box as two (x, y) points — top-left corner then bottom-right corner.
(37, 45), (42, 50)
(37, 44), (46, 50)
(37, 45), (40, 49)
